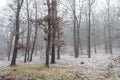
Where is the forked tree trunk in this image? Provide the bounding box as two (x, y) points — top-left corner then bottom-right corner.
(24, 0), (31, 63)
(30, 0), (38, 62)
(11, 0), (24, 66)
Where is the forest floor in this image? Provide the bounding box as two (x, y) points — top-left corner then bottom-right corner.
(0, 48), (120, 80)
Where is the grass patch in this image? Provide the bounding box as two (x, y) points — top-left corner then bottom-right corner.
(0, 64), (72, 80)
(0, 64), (116, 80)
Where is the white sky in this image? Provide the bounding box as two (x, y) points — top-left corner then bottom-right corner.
(0, 0), (7, 10)
(0, 0), (118, 11)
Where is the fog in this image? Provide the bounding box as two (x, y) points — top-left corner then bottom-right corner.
(0, 0), (120, 80)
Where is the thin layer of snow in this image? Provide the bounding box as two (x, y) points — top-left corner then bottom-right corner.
(0, 48), (120, 79)
(0, 60), (10, 68)
(0, 48), (119, 68)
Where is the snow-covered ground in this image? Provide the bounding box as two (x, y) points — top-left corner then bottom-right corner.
(0, 48), (120, 80)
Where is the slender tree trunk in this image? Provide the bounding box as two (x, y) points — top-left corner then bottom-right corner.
(11, 0), (24, 66)
(57, 47), (60, 59)
(76, 19), (79, 56)
(88, 0), (91, 58)
(92, 14), (97, 53)
(45, 0), (51, 68)
(57, 30), (60, 59)
(107, 0), (112, 54)
(73, 0), (78, 58)
(51, 0), (57, 64)
(30, 0), (38, 61)
(35, 37), (38, 55)
(77, 1), (84, 55)
(24, 0), (31, 63)
(8, 32), (13, 61)
(93, 29), (97, 53)
(104, 21), (108, 53)
(51, 34), (56, 63)
(21, 27), (24, 56)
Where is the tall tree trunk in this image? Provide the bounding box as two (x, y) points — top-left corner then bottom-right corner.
(57, 30), (60, 59)
(92, 14), (97, 53)
(45, 0), (51, 68)
(104, 20), (108, 53)
(24, 0), (31, 63)
(30, 0), (38, 62)
(51, 0), (57, 64)
(8, 32), (14, 61)
(88, 0), (91, 58)
(76, 22), (80, 57)
(107, 0), (112, 54)
(77, 1), (84, 55)
(51, 33), (56, 63)
(35, 37), (38, 55)
(73, 0), (78, 58)
(93, 28), (97, 53)
(11, 0), (24, 66)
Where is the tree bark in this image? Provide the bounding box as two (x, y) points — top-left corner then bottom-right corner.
(30, 0), (38, 62)
(88, 0), (91, 58)
(11, 0), (24, 66)
(57, 30), (60, 59)
(73, 0), (78, 58)
(24, 0), (31, 63)
(104, 19), (108, 53)
(107, 0), (112, 54)
(8, 32), (14, 61)
(45, 0), (51, 68)
(51, 0), (57, 64)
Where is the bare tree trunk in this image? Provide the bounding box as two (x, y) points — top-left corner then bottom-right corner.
(45, 0), (51, 68)
(77, 1), (84, 55)
(57, 30), (60, 59)
(107, 0), (112, 54)
(76, 21), (79, 56)
(35, 36), (38, 55)
(51, 0), (57, 64)
(93, 29), (97, 53)
(30, 0), (38, 62)
(88, 0), (91, 58)
(11, 0), (24, 66)
(73, 0), (78, 58)
(24, 0), (31, 63)
(104, 20), (108, 53)
(92, 14), (97, 53)
(8, 32), (14, 61)
(51, 34), (56, 63)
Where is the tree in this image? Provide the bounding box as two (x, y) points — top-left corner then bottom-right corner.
(102, 16), (108, 53)
(106, 0), (113, 54)
(73, 0), (78, 58)
(88, 0), (95, 58)
(11, 0), (24, 66)
(51, 0), (57, 64)
(77, 0), (84, 55)
(24, 0), (32, 63)
(66, 0), (84, 57)
(30, 0), (38, 61)
(57, 18), (64, 59)
(45, 0), (51, 68)
(92, 13), (97, 53)
(7, 16), (15, 61)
